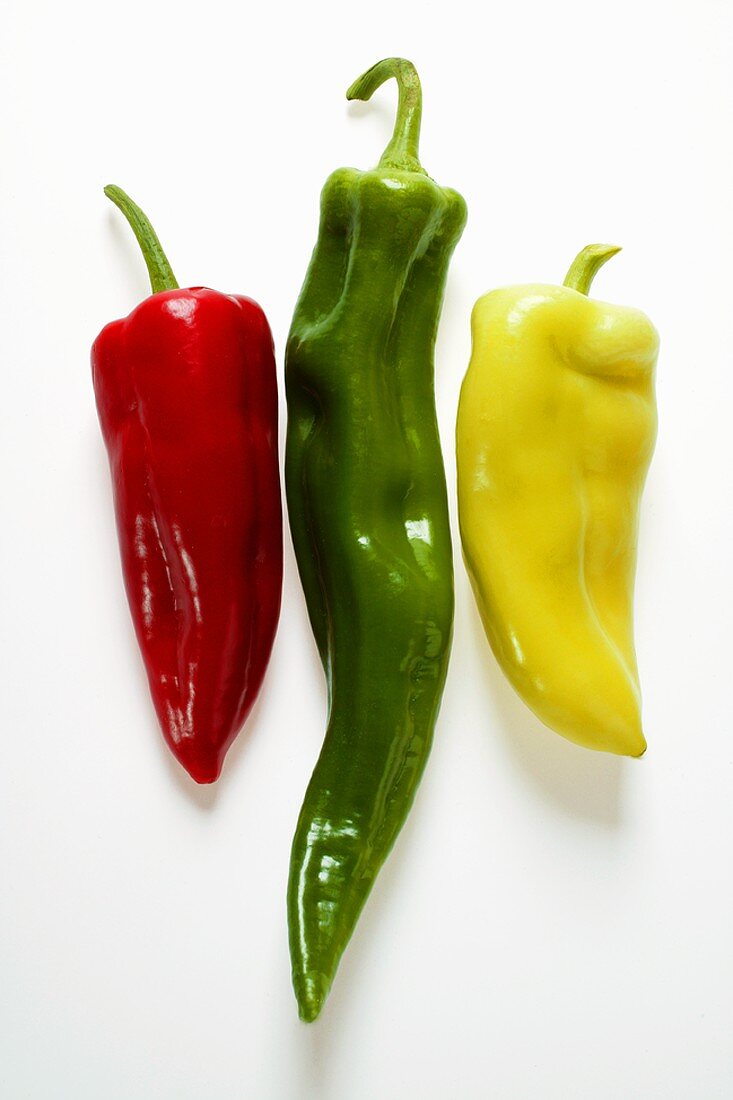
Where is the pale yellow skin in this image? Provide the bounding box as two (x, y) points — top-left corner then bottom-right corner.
(457, 284), (658, 756)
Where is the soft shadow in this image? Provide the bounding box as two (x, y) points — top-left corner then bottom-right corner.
(346, 98), (394, 141)
(464, 586), (629, 827)
(280, 530), (330, 711)
(289, 1008), (334, 1100)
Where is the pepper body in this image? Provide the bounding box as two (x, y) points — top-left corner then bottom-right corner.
(456, 246), (657, 756)
(93, 188), (281, 783)
(285, 59), (466, 1021)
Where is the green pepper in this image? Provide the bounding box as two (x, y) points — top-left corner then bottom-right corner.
(285, 57), (467, 1022)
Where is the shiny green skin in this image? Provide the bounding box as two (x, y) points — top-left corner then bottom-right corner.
(285, 59), (467, 1022)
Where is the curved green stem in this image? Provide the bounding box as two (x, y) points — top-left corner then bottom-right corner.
(563, 243), (621, 296)
(104, 184), (179, 294)
(346, 57), (425, 174)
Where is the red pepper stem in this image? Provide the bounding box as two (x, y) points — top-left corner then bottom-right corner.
(104, 185), (179, 294)
(563, 244), (621, 296)
(346, 57), (425, 175)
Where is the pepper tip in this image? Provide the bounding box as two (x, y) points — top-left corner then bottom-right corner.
(295, 970), (331, 1023)
(175, 748), (224, 785)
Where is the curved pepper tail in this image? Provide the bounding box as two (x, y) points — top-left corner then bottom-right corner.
(287, 818), (368, 1024)
(104, 184), (179, 294)
(346, 57), (425, 174)
(563, 243), (621, 295)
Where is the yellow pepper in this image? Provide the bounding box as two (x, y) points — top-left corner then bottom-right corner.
(456, 245), (658, 756)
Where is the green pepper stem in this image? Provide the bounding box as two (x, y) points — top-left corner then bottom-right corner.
(104, 185), (179, 294)
(563, 244), (621, 296)
(346, 57), (425, 174)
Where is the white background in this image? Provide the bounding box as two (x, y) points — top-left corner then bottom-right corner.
(1, 1), (732, 1097)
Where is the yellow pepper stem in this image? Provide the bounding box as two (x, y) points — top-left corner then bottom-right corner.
(563, 244), (621, 296)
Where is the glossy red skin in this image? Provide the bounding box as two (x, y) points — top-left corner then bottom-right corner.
(92, 287), (282, 783)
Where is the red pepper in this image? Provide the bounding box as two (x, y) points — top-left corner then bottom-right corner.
(92, 186), (282, 784)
